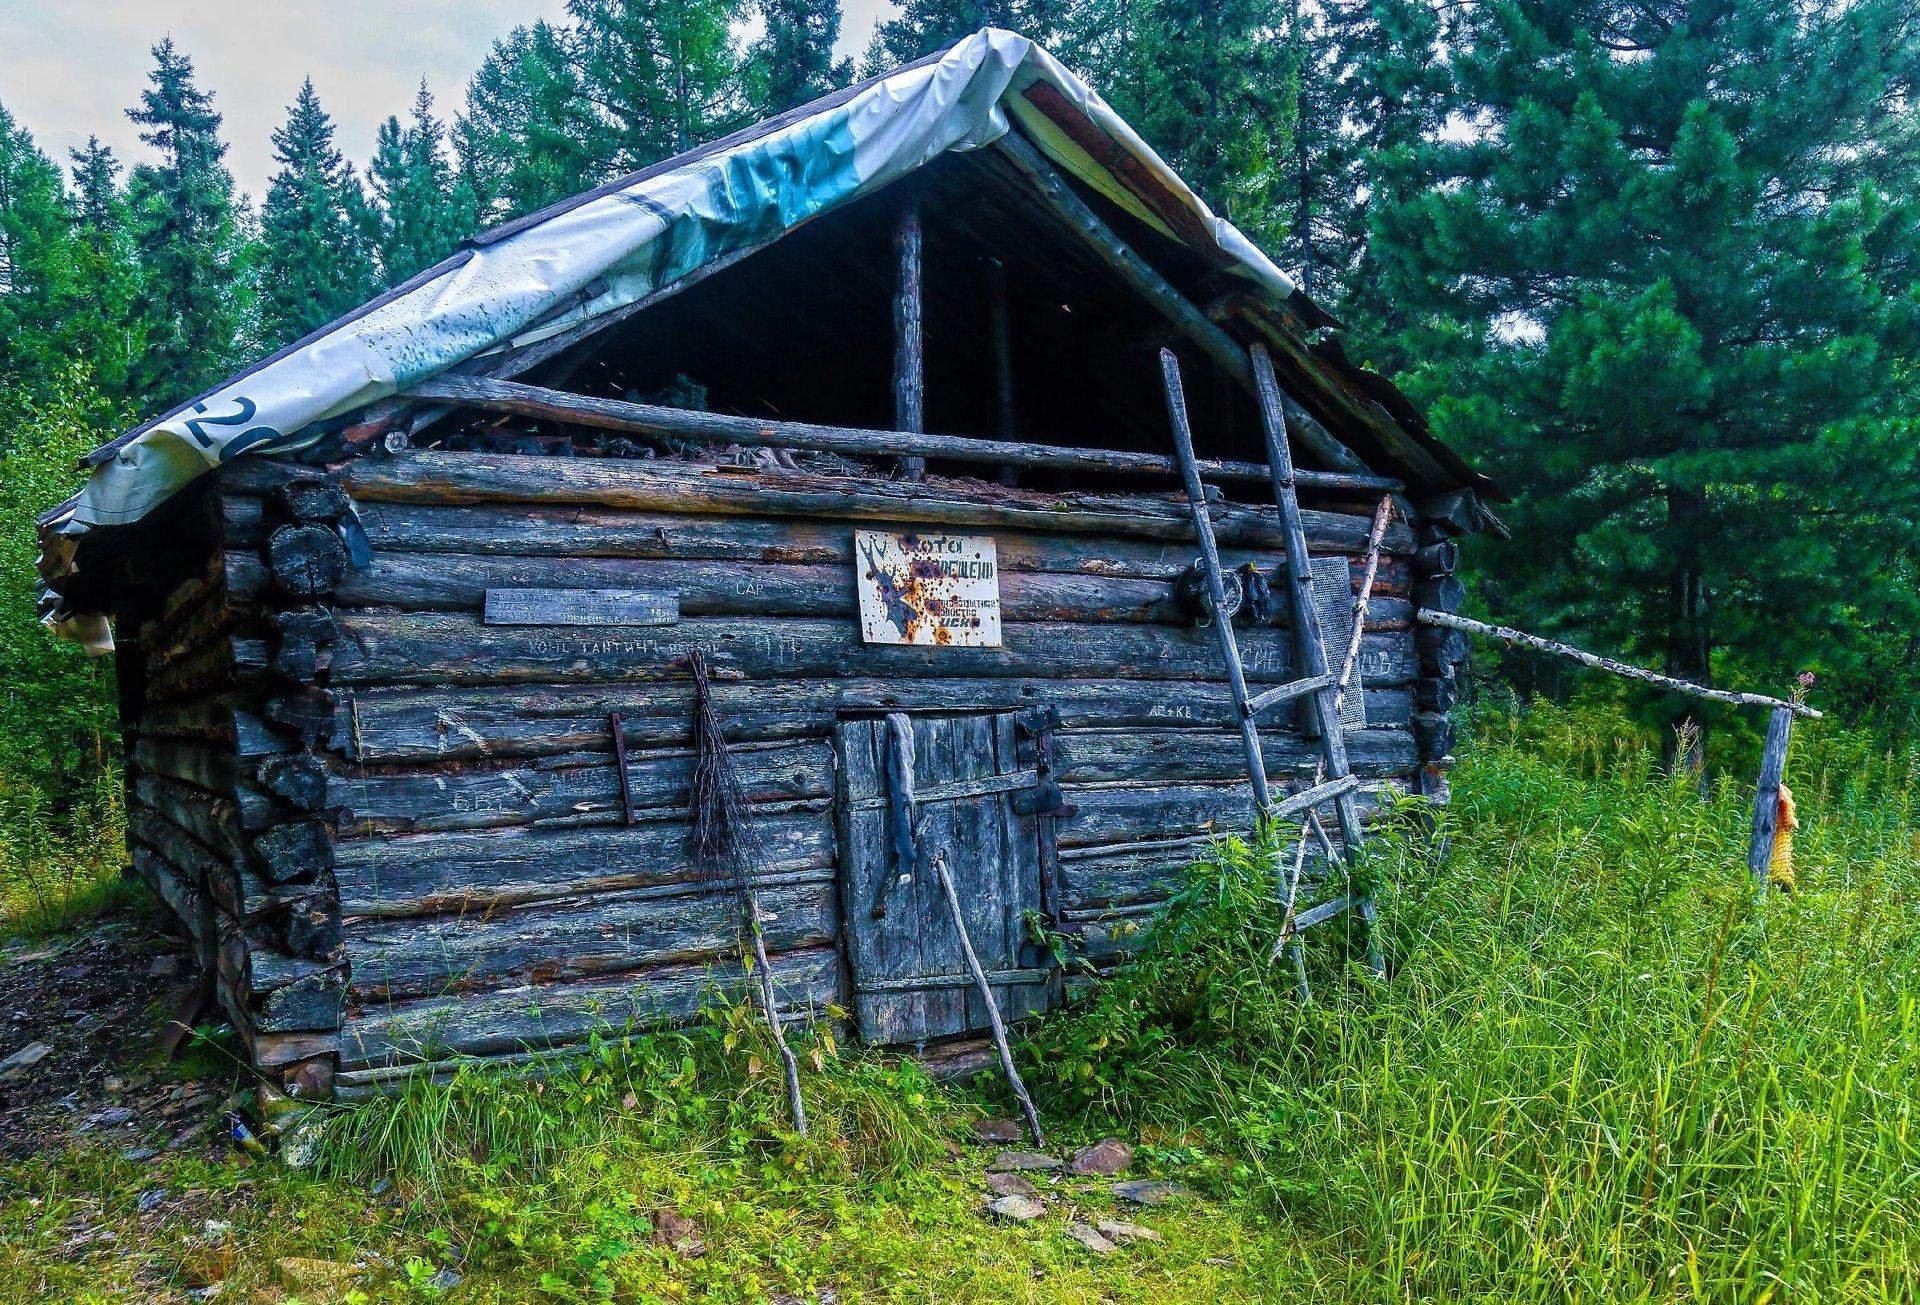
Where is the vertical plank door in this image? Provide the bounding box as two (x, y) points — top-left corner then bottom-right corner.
(837, 713), (1051, 1045)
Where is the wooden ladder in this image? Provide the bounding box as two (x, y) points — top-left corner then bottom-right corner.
(1158, 345), (1385, 993)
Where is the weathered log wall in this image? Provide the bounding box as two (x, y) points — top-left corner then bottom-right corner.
(121, 447), (1450, 1097)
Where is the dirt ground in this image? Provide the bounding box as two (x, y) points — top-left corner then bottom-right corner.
(0, 912), (245, 1165)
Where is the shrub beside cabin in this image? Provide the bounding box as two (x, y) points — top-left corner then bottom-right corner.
(36, 33), (1497, 1101)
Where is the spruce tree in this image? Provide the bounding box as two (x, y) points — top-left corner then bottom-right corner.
(1368, 0), (1920, 718)
(257, 79), (376, 347)
(459, 22), (601, 222)
(747, 0), (851, 114)
(0, 101), (77, 400)
(125, 38), (243, 409)
(1068, 0), (1295, 240)
(369, 83), (472, 284)
(66, 137), (143, 398)
(870, 0), (1065, 65)
(570, 0), (747, 167)
(1276, 0), (1447, 304)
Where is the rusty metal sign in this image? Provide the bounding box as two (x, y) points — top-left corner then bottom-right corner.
(855, 531), (1002, 647)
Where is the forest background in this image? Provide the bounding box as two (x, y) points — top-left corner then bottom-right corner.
(3, 0), (1919, 842)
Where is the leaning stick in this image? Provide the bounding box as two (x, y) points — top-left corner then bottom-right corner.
(932, 849), (1046, 1146)
(688, 651), (807, 1136)
(1416, 610), (1822, 719)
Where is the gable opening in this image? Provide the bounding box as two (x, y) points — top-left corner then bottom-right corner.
(416, 150), (1336, 504)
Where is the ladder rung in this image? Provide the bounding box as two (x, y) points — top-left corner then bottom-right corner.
(1243, 673), (1336, 718)
(1288, 894), (1358, 933)
(1273, 774), (1361, 820)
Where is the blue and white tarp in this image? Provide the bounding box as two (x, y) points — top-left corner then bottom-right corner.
(42, 29), (1296, 648)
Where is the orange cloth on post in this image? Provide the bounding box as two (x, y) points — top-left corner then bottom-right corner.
(1768, 783), (1799, 889)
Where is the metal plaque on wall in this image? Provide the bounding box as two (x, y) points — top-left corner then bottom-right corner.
(855, 530), (1002, 647)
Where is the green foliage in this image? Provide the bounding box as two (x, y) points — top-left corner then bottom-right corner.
(871, 0), (1068, 65)
(747, 0), (853, 114)
(256, 79), (377, 349)
(1063, 0), (1297, 240)
(1027, 701), (1920, 1297)
(457, 22), (605, 225)
(0, 368), (130, 931)
(1363, 0), (1920, 722)
(369, 84), (476, 286)
(570, 0), (750, 168)
(124, 38), (245, 412)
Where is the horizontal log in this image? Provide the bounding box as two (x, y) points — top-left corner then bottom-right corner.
(1058, 777), (1412, 851)
(223, 933), (346, 1033)
(331, 549), (1412, 629)
(132, 739), (277, 828)
(322, 612), (1419, 689)
(1048, 727), (1415, 786)
(131, 771), (250, 867)
(333, 809), (835, 918)
(322, 679), (1414, 764)
(339, 944), (840, 1070)
(346, 451), (1417, 554)
(328, 739), (831, 835)
(346, 876), (836, 1001)
(137, 696), (290, 757)
(268, 523), (349, 598)
(406, 374), (1403, 493)
(347, 500), (1410, 584)
(128, 844), (216, 971)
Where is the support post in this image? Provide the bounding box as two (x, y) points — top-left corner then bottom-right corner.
(986, 257), (1019, 487)
(893, 200), (926, 482)
(1748, 706), (1794, 891)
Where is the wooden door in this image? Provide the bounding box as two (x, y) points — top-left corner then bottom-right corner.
(836, 712), (1052, 1046)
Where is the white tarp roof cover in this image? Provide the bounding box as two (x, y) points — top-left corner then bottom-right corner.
(41, 28), (1303, 646)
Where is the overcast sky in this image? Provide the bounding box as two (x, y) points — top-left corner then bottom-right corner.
(0, 1), (895, 201)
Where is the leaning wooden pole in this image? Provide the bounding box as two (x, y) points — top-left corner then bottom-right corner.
(933, 850), (1045, 1146)
(893, 198), (926, 482)
(1748, 706), (1795, 891)
(1160, 348), (1273, 814)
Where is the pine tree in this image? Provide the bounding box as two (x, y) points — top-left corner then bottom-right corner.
(1272, 0), (1447, 304)
(459, 22), (601, 222)
(257, 79), (376, 347)
(0, 100), (77, 401)
(1067, 0), (1295, 240)
(66, 137), (144, 397)
(870, 0), (1065, 66)
(571, 0), (748, 168)
(370, 83), (472, 284)
(747, 0), (851, 114)
(125, 38), (243, 409)
(1368, 0), (1920, 719)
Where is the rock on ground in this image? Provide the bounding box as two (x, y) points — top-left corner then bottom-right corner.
(1111, 1179), (1189, 1206)
(984, 1194), (1046, 1222)
(1095, 1218), (1163, 1244)
(985, 1171), (1040, 1199)
(1064, 1222), (1118, 1254)
(969, 1118), (1022, 1143)
(1068, 1139), (1134, 1176)
(988, 1150), (1063, 1172)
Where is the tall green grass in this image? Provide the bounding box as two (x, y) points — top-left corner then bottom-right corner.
(0, 770), (132, 936)
(1028, 700), (1920, 1300)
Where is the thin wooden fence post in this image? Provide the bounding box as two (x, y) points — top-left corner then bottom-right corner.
(1748, 706), (1794, 891)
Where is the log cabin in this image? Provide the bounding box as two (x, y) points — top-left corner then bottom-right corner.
(35, 30), (1499, 1101)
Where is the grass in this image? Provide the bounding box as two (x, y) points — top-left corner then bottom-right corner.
(0, 774), (134, 937)
(1, 700), (1917, 1301)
